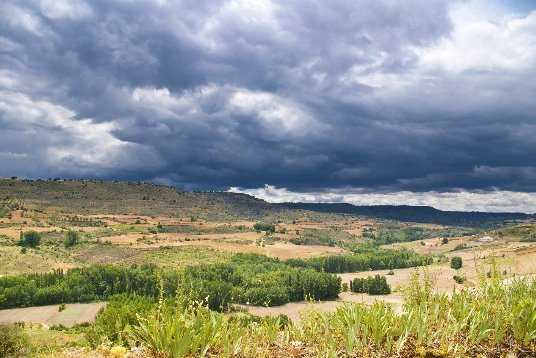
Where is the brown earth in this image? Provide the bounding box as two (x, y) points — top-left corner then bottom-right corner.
(0, 302), (106, 327)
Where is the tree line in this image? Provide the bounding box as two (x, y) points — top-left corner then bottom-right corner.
(0, 255), (341, 310)
(287, 247), (431, 273)
(0, 249), (429, 310)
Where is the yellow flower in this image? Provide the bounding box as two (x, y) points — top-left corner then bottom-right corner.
(110, 346), (127, 357)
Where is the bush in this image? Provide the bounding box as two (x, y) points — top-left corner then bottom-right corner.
(453, 275), (465, 284)
(64, 230), (79, 248)
(450, 256), (463, 270)
(351, 275), (391, 295)
(253, 222), (275, 233)
(0, 324), (29, 357)
(86, 295), (155, 348)
(442, 238), (449, 245)
(18, 231), (41, 248)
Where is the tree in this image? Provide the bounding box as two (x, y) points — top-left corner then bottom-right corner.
(253, 222), (275, 233)
(450, 256), (463, 270)
(64, 231), (80, 248)
(19, 230), (41, 248)
(350, 275), (391, 295)
(442, 238), (449, 245)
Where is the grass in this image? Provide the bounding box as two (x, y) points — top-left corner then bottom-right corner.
(0, 242), (230, 275)
(126, 268), (536, 357)
(492, 223), (536, 242)
(0, 246), (61, 275)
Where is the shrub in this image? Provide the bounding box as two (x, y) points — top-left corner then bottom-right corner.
(453, 275), (465, 284)
(19, 231), (41, 248)
(442, 237), (449, 245)
(253, 222), (275, 233)
(351, 275), (391, 295)
(450, 256), (463, 270)
(86, 295), (155, 348)
(64, 230), (79, 248)
(0, 324), (29, 357)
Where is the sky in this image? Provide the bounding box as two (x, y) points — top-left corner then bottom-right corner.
(1, 0), (535, 212)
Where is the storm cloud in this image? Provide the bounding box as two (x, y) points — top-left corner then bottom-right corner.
(1, 0), (535, 206)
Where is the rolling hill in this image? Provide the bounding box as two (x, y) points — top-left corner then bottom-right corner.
(1, 178), (532, 227)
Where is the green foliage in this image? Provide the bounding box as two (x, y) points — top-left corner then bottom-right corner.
(351, 275), (391, 295)
(366, 224), (475, 245)
(18, 230), (41, 248)
(453, 275), (465, 284)
(132, 298), (293, 358)
(0, 255), (342, 310)
(451, 256), (463, 270)
(495, 223), (536, 242)
(253, 222), (275, 232)
(442, 237), (449, 245)
(0, 265), (162, 309)
(180, 254), (341, 310)
(64, 230), (79, 248)
(0, 324), (29, 358)
(119, 273), (536, 357)
(290, 228), (353, 246)
(287, 247), (431, 273)
(86, 294), (155, 348)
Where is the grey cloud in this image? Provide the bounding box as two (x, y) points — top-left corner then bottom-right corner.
(0, 0), (535, 195)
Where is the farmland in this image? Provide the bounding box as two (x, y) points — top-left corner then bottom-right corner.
(0, 179), (535, 357)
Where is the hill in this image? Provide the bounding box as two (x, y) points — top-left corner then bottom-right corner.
(0, 178), (288, 221)
(275, 203), (531, 228)
(2, 178), (532, 227)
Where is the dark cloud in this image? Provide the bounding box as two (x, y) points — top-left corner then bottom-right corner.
(0, 0), (535, 193)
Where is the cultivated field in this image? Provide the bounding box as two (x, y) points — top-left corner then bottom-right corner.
(0, 303), (106, 327)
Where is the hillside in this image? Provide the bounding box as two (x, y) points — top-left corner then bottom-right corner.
(0, 178), (288, 221)
(2, 179), (532, 227)
(276, 203), (531, 228)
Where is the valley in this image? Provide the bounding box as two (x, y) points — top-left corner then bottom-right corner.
(1, 178), (535, 357)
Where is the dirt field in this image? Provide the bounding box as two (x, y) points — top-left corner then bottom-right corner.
(381, 236), (473, 255)
(513, 244), (536, 275)
(242, 248), (529, 323)
(0, 225), (66, 239)
(239, 291), (404, 323)
(0, 302), (106, 327)
(97, 231), (347, 259)
(0, 210), (35, 224)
